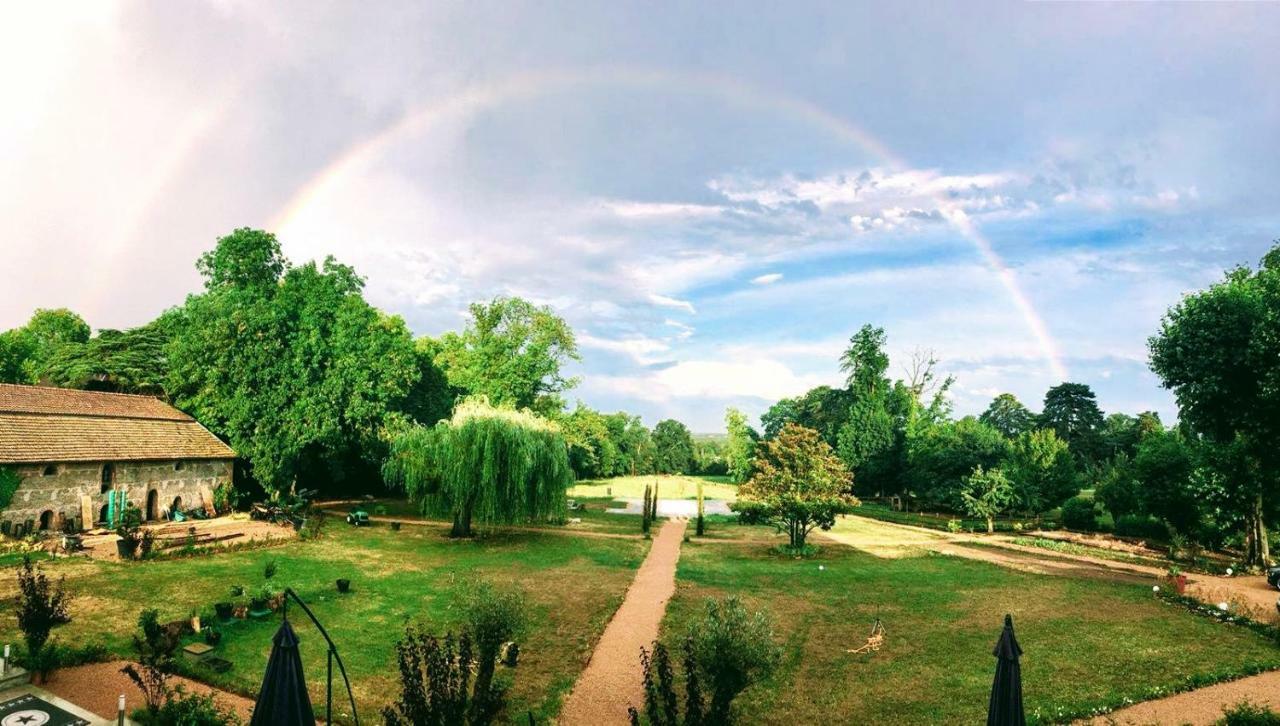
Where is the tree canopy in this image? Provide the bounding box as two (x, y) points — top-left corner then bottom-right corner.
(1040, 382), (1105, 466)
(433, 297), (579, 416)
(0, 308), (91, 384)
(733, 423), (858, 550)
(979, 393), (1036, 439)
(383, 398), (572, 537)
(1149, 244), (1280, 566)
(653, 419), (695, 474)
(168, 228), (420, 497)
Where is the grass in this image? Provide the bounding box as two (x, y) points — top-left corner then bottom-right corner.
(569, 474), (739, 501)
(661, 522), (1280, 725)
(0, 521), (648, 724)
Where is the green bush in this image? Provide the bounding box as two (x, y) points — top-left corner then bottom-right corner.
(1061, 496), (1100, 531)
(132, 686), (241, 726)
(1114, 514), (1167, 540)
(15, 556), (70, 668)
(687, 596), (781, 723)
(0, 467), (19, 511)
(1220, 700), (1280, 725)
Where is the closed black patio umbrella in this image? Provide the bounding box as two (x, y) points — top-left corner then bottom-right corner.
(251, 618), (316, 726)
(986, 613), (1025, 726)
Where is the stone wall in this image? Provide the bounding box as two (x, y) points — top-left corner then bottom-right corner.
(1, 458), (233, 534)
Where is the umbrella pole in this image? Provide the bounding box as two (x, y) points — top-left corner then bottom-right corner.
(327, 647), (333, 726)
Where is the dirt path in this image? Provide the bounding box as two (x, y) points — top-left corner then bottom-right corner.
(1082, 670), (1280, 725)
(558, 518), (688, 725)
(41, 659), (257, 722)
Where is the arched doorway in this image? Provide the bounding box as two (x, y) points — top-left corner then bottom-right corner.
(98, 504), (109, 524)
(146, 490), (159, 521)
(100, 463), (115, 494)
(39, 510), (53, 531)
(170, 496), (183, 518)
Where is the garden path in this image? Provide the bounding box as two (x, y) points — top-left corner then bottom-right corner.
(1081, 669), (1280, 725)
(558, 518), (688, 725)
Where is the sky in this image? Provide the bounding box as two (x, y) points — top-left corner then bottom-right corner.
(2, 2), (1278, 432)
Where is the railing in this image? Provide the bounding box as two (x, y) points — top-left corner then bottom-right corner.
(281, 587), (361, 725)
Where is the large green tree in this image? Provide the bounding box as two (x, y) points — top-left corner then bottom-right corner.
(653, 419), (695, 474)
(1149, 245), (1280, 566)
(979, 393), (1036, 439)
(1130, 429), (1202, 536)
(733, 423), (858, 550)
(559, 404), (618, 480)
(434, 297), (579, 416)
(905, 417), (1010, 511)
(39, 318), (174, 395)
(1040, 382), (1105, 466)
(168, 228), (419, 496)
(0, 308), (91, 383)
(724, 408), (757, 483)
(1002, 428), (1077, 512)
(839, 324), (889, 397)
(383, 398), (572, 537)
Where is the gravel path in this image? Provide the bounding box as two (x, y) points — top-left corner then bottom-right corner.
(1081, 670), (1280, 725)
(558, 518), (687, 725)
(40, 659), (257, 722)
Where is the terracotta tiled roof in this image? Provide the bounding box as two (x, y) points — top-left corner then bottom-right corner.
(0, 384), (234, 463)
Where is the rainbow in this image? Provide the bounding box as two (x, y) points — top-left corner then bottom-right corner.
(269, 67), (1068, 381)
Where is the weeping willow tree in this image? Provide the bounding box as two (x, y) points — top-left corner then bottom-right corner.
(383, 398), (572, 537)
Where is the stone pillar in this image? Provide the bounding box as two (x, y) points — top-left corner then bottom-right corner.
(198, 485), (216, 516)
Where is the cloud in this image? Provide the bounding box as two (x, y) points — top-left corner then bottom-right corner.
(751, 272), (783, 285)
(646, 293), (697, 314)
(594, 357), (825, 403)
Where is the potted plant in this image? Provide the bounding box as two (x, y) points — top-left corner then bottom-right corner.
(230, 584), (244, 597)
(204, 628), (222, 646)
(249, 585), (273, 614)
(336, 578), (351, 594)
(214, 602), (234, 621)
(390, 521), (401, 531)
(115, 506), (144, 559)
(1167, 566), (1188, 595)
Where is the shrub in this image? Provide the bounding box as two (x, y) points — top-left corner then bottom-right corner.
(121, 609), (181, 716)
(1114, 514), (1168, 541)
(116, 506), (144, 559)
(1221, 700), (1280, 725)
(132, 686), (242, 726)
(15, 556), (70, 667)
(687, 597), (781, 723)
(1061, 496), (1100, 531)
(628, 597), (779, 725)
(459, 580), (526, 708)
(383, 629), (504, 725)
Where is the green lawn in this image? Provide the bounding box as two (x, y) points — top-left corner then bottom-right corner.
(0, 522), (648, 724)
(662, 526), (1280, 724)
(569, 474), (738, 501)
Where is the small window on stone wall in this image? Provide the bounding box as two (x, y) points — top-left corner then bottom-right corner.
(42, 464), (58, 477)
(174, 461), (186, 472)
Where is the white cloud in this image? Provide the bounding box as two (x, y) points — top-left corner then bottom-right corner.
(578, 332), (671, 365)
(751, 272), (783, 285)
(647, 293), (697, 314)
(595, 357), (825, 403)
(600, 200), (724, 219)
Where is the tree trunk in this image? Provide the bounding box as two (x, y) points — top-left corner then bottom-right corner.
(1245, 493), (1269, 569)
(451, 505), (473, 538)
(987, 516), (994, 534)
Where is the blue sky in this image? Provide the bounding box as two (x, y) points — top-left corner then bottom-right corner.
(2, 2), (1278, 431)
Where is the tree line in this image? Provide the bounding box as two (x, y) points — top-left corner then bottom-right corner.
(727, 241), (1280, 568)
(0, 228), (701, 500)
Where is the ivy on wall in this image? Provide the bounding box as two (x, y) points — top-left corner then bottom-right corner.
(0, 467), (19, 511)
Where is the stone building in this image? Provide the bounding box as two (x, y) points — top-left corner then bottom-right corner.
(0, 383), (234, 535)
